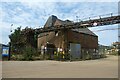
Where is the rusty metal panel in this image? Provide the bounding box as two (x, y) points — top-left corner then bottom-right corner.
(70, 43), (81, 59)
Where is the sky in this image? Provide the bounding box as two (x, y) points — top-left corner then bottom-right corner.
(0, 0), (119, 46)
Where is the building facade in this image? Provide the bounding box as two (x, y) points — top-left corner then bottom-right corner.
(37, 15), (98, 60)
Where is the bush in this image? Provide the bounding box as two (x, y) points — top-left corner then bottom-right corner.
(53, 52), (68, 61)
(109, 51), (118, 56)
(10, 54), (22, 60)
(22, 46), (36, 61)
(100, 53), (106, 58)
(85, 53), (91, 60)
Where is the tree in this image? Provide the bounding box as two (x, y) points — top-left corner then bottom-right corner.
(9, 27), (37, 54)
(9, 27), (24, 54)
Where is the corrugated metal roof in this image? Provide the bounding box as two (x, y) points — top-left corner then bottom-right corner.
(72, 28), (97, 36)
(44, 15), (97, 36)
(44, 15), (57, 28)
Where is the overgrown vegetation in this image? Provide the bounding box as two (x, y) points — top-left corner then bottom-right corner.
(9, 27), (37, 61)
(22, 46), (36, 61)
(9, 27), (112, 61)
(109, 51), (118, 56)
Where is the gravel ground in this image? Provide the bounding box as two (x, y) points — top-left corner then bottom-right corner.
(1, 55), (118, 78)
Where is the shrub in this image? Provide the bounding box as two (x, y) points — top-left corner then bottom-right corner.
(22, 46), (36, 61)
(110, 51), (118, 56)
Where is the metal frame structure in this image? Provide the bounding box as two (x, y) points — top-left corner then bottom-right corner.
(35, 15), (120, 34)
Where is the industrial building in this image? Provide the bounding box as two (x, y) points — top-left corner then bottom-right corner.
(37, 15), (98, 60)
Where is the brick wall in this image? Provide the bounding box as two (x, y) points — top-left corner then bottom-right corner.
(67, 29), (98, 49)
(38, 29), (98, 51)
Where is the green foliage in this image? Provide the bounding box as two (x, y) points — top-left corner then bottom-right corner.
(53, 52), (70, 61)
(22, 46), (36, 61)
(9, 27), (24, 53)
(109, 51), (118, 56)
(11, 54), (24, 60)
(9, 27), (21, 42)
(85, 53), (91, 60)
(9, 27), (37, 54)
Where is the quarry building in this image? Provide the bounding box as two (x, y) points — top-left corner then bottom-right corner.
(37, 15), (98, 60)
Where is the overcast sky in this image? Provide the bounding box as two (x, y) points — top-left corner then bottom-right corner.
(0, 0), (119, 46)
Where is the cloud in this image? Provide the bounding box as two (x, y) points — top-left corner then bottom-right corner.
(1, 0), (120, 2)
(0, 22), (11, 44)
(0, 2), (119, 45)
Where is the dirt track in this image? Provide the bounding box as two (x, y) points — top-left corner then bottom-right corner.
(1, 55), (118, 78)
